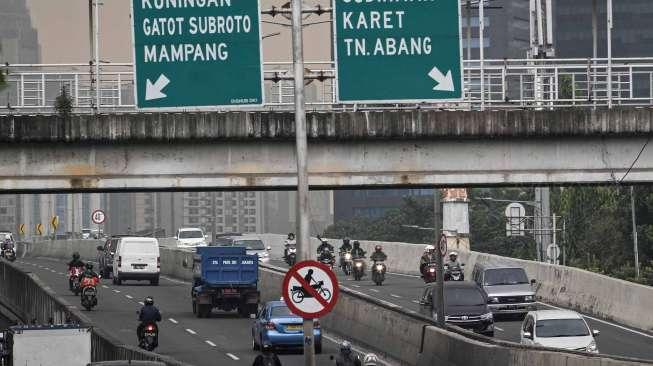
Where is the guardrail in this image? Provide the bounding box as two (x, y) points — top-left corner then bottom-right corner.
(1, 58), (653, 113)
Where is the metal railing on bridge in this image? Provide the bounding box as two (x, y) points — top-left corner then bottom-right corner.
(1, 58), (653, 113)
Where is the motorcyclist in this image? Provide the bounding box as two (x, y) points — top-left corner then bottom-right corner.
(363, 353), (379, 366)
(252, 342), (282, 366)
(283, 232), (296, 260)
(316, 236), (334, 255)
(336, 341), (362, 366)
(351, 241), (366, 259)
(80, 263), (99, 280)
(137, 296), (162, 345)
(419, 245), (436, 274)
(339, 237), (353, 253)
(369, 245), (387, 262)
(445, 251), (461, 268)
(67, 252), (85, 290)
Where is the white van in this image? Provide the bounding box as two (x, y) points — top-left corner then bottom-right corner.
(112, 237), (160, 286)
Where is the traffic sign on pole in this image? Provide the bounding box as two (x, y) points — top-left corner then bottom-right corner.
(333, 0), (463, 103)
(282, 261), (339, 319)
(51, 216), (59, 230)
(91, 210), (106, 225)
(130, 0), (264, 109)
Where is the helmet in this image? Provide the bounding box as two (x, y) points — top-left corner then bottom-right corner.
(449, 251), (458, 259)
(340, 340), (352, 354)
(363, 353), (379, 365)
(425, 245), (435, 253)
(262, 342), (273, 352)
(85, 263), (93, 270)
(343, 237), (351, 244)
(375, 245), (382, 252)
(353, 241), (360, 247)
(72, 252), (80, 260)
(144, 296), (154, 306)
(288, 232), (295, 239)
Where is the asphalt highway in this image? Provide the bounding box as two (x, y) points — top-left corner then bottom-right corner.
(269, 260), (653, 361)
(12, 257), (388, 366)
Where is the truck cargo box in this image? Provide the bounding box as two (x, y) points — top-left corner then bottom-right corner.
(193, 246), (258, 287)
(8, 325), (91, 366)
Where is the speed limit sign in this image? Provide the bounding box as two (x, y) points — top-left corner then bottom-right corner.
(91, 210), (106, 225)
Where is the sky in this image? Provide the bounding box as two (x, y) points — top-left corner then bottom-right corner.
(25, 0), (331, 63)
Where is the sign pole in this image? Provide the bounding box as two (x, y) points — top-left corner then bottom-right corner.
(290, 0), (314, 365)
(434, 191), (445, 328)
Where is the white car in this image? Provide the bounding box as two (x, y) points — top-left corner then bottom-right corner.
(112, 237), (160, 286)
(176, 227), (207, 248)
(520, 310), (599, 353)
(215, 235), (271, 262)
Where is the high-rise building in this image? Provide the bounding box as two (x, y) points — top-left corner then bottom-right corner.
(0, 195), (17, 232)
(0, 0), (39, 63)
(554, 0), (653, 58)
(333, 189), (433, 222)
(261, 191), (333, 235)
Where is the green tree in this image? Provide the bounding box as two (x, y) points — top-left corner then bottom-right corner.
(55, 86), (73, 118)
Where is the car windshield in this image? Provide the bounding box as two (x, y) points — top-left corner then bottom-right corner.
(82, 229), (91, 234)
(234, 240), (265, 250)
(443, 288), (486, 306)
(484, 268), (529, 286)
(179, 230), (203, 239)
(270, 306), (294, 318)
(536, 319), (590, 338)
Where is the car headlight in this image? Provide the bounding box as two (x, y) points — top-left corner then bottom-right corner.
(429, 268), (435, 273)
(489, 297), (499, 303)
(524, 295), (534, 302)
(586, 340), (598, 353)
(480, 312), (493, 320)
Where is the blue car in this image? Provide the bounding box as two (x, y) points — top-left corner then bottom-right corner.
(251, 301), (322, 353)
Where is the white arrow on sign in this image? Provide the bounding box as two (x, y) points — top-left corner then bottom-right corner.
(145, 74), (171, 101)
(428, 66), (455, 92)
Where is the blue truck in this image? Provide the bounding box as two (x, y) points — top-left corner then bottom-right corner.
(191, 246), (260, 318)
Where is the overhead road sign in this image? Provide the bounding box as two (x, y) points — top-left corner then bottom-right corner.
(91, 210), (106, 225)
(333, 0), (463, 103)
(282, 261), (339, 319)
(131, 0), (264, 109)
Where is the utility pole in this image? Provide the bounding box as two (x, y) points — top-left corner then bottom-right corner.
(630, 186), (640, 279)
(94, 0), (101, 112)
(433, 190), (445, 328)
(478, 0), (485, 111)
(592, 0), (597, 104)
(290, 1), (313, 365)
(466, 0), (471, 61)
(212, 192), (217, 245)
(607, 0), (613, 108)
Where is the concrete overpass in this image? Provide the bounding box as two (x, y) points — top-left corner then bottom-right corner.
(1, 108), (652, 192)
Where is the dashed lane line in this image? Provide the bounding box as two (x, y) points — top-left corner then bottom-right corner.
(101, 285), (109, 289)
(125, 295), (133, 299)
(495, 326), (505, 332)
(169, 318), (178, 324)
(368, 289), (379, 293)
(138, 302), (145, 306)
(226, 353), (239, 361)
(205, 340), (217, 347)
(113, 290), (121, 293)
(352, 284), (361, 288)
(390, 294), (401, 298)
(185, 329), (196, 335)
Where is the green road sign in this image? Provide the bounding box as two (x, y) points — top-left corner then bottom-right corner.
(334, 0), (463, 103)
(131, 0), (264, 109)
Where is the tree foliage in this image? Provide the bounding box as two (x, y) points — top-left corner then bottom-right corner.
(55, 86), (73, 118)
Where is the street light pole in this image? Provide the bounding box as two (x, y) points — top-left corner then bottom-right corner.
(290, 1), (314, 365)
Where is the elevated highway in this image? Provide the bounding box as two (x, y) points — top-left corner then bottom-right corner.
(1, 107), (653, 191)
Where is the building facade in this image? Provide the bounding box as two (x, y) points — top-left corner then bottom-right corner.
(333, 189), (433, 222)
(0, 0), (39, 63)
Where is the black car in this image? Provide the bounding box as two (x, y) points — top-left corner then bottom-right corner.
(96, 235), (129, 277)
(420, 282), (495, 337)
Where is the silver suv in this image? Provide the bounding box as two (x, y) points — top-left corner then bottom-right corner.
(472, 263), (537, 316)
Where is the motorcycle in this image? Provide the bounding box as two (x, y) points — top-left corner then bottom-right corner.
(340, 250), (353, 275)
(285, 246), (297, 266)
(352, 258), (366, 281)
(68, 267), (84, 295)
(2, 243), (15, 262)
(422, 262), (437, 284)
(139, 322), (159, 351)
(318, 249), (335, 270)
(80, 275), (100, 311)
(371, 261), (386, 286)
(444, 263), (465, 281)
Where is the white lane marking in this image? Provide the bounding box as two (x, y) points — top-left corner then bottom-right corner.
(494, 326), (505, 332)
(411, 300), (420, 304)
(387, 271), (420, 279)
(138, 302), (144, 305)
(205, 340), (216, 347)
(169, 318), (178, 324)
(125, 295), (133, 299)
(185, 329), (196, 335)
(352, 284), (361, 288)
(226, 353), (239, 361)
(390, 294), (401, 299)
(101, 285), (108, 289)
(368, 289), (379, 293)
(113, 290), (121, 293)
(537, 302), (653, 339)
(161, 276), (189, 285)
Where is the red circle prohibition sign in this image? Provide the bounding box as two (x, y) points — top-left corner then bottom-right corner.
(282, 260), (340, 319)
